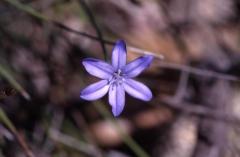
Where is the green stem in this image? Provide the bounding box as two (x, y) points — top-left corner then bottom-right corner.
(0, 108), (15, 132)
(93, 101), (150, 157)
(4, 0), (49, 21)
(0, 107), (35, 157)
(0, 64), (30, 100)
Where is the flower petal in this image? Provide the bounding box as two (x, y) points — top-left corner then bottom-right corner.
(80, 80), (109, 100)
(122, 55), (153, 78)
(82, 58), (114, 79)
(108, 84), (125, 117)
(123, 79), (152, 101)
(111, 40), (127, 70)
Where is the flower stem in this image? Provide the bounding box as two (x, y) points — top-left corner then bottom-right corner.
(93, 101), (150, 157)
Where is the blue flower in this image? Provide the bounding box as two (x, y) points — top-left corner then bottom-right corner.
(80, 40), (153, 117)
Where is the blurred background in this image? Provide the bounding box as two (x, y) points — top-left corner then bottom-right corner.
(1, 0), (240, 156)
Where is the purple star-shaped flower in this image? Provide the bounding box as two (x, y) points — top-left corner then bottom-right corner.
(80, 40), (153, 117)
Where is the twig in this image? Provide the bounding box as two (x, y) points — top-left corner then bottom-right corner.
(53, 22), (164, 60)
(4, 0), (240, 83)
(49, 129), (100, 157)
(159, 96), (240, 124)
(55, 22), (164, 60)
(128, 46), (164, 60)
(14, 132), (35, 157)
(44, 109), (102, 157)
(78, 0), (108, 60)
(172, 71), (189, 103)
(158, 62), (240, 82)
(51, 23), (240, 82)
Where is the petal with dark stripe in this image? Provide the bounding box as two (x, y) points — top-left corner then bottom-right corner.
(82, 58), (114, 79)
(111, 40), (127, 70)
(123, 79), (152, 101)
(80, 80), (109, 100)
(108, 84), (125, 117)
(122, 55), (153, 78)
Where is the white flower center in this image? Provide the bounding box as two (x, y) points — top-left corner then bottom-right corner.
(109, 69), (125, 86)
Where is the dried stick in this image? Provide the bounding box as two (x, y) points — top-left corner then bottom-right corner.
(158, 62), (240, 82)
(49, 129), (100, 157)
(159, 96), (240, 124)
(53, 23), (240, 82)
(53, 22), (164, 60)
(4, 0), (240, 83)
(171, 71), (189, 103)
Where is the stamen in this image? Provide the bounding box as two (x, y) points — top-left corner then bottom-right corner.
(117, 69), (121, 75)
(108, 69), (124, 85)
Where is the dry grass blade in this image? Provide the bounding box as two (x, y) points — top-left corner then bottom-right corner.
(0, 64), (30, 100)
(0, 108), (35, 157)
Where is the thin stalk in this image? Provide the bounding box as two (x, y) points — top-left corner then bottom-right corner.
(3, 0), (49, 21)
(0, 64), (30, 100)
(0, 108), (35, 157)
(93, 101), (150, 157)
